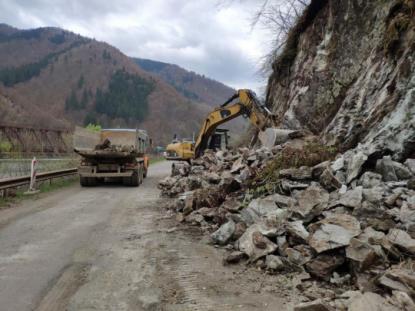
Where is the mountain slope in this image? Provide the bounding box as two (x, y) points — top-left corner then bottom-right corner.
(0, 24), (209, 145)
(133, 57), (248, 136)
(133, 58), (235, 107)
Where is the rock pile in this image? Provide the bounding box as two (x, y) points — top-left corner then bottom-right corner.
(159, 141), (415, 310)
(94, 138), (136, 153)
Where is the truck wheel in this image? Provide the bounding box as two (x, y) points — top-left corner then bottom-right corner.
(122, 176), (131, 186)
(80, 177), (96, 187)
(130, 172), (140, 187)
(80, 176), (88, 187)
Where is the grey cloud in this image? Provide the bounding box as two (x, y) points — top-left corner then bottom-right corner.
(0, 0), (270, 90)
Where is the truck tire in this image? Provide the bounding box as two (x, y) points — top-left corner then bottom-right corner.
(80, 176), (88, 187)
(123, 171), (139, 187)
(80, 177), (96, 187)
(88, 177), (97, 186)
(122, 176), (131, 186)
(130, 172), (140, 187)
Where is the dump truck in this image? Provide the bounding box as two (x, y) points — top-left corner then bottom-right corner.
(75, 129), (150, 187)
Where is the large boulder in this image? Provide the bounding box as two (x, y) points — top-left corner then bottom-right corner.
(346, 238), (381, 271)
(241, 194), (291, 225)
(338, 186), (363, 209)
(279, 166), (313, 180)
(305, 253), (345, 279)
(376, 156), (413, 182)
(377, 268), (415, 295)
(265, 255), (285, 271)
(405, 158), (415, 175)
(291, 185), (329, 221)
(237, 224), (278, 262)
(308, 214), (361, 253)
(359, 172), (383, 188)
(319, 168), (342, 191)
(210, 220), (236, 245)
(347, 151), (368, 183)
(286, 220), (309, 242)
(386, 229), (415, 255)
(258, 128), (304, 148)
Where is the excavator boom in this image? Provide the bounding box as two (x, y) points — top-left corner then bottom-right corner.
(165, 89), (273, 161)
(194, 89), (271, 158)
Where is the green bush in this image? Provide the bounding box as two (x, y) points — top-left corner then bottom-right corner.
(85, 123), (101, 132)
(0, 140), (12, 153)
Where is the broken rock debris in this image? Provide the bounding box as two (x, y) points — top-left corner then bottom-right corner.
(158, 142), (415, 309)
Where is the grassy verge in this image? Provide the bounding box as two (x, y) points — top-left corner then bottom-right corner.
(150, 156), (165, 165)
(0, 176), (78, 208)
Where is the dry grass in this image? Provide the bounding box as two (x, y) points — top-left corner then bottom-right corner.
(255, 142), (337, 185)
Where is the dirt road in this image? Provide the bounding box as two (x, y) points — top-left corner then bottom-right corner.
(0, 161), (296, 311)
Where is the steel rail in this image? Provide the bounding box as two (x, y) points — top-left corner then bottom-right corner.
(0, 168), (77, 191)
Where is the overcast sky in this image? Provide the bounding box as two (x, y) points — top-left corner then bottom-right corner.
(0, 0), (274, 92)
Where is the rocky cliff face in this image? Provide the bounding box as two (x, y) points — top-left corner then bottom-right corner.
(266, 0), (415, 160)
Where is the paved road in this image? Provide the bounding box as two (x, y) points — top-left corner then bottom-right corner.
(0, 161), (293, 311)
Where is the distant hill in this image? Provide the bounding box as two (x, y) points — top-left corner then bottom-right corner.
(0, 24), (211, 145)
(133, 58), (235, 107)
(133, 58), (247, 135)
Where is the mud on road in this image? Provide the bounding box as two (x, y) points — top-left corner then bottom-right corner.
(0, 161), (298, 311)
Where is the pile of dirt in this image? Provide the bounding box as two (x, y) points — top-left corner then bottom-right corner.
(159, 133), (415, 310)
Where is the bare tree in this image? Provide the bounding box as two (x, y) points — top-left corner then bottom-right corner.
(251, 0), (310, 77)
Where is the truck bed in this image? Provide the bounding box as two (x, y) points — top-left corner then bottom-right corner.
(74, 148), (143, 160)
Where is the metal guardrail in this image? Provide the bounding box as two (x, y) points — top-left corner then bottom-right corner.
(0, 168), (78, 191)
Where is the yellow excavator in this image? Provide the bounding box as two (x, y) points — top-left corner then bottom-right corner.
(165, 89), (273, 162)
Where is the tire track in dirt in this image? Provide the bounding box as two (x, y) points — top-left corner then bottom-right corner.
(35, 263), (91, 311)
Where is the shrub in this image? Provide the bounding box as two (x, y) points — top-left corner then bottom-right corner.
(0, 140), (12, 153)
(85, 123), (101, 132)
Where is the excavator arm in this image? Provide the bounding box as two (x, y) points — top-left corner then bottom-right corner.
(193, 89), (272, 158)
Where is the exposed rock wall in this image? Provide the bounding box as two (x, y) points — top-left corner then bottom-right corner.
(266, 0), (415, 160)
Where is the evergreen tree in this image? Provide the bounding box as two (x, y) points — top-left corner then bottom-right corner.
(65, 90), (80, 110)
(95, 70), (154, 121)
(77, 75), (85, 89)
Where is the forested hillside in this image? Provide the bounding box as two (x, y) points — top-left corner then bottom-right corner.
(0, 24), (210, 144)
(133, 58), (235, 107)
(133, 57), (248, 136)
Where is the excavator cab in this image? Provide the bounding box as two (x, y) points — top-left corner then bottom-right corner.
(208, 129), (229, 150)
